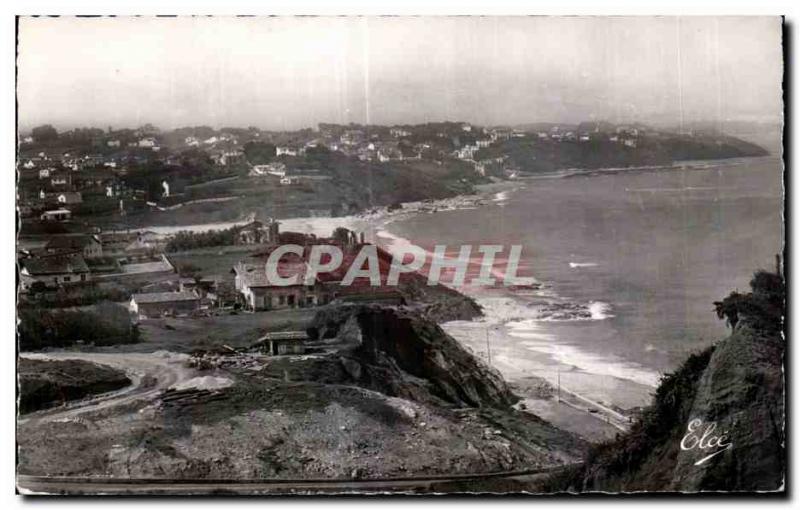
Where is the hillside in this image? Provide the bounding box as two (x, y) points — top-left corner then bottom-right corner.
(478, 133), (768, 175)
(544, 269), (785, 493)
(18, 306), (586, 481)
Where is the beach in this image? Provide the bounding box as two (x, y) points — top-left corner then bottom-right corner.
(369, 156), (783, 440)
(120, 157), (783, 442)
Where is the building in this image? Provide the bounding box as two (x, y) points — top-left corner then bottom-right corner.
(38, 168), (51, 179)
(129, 291), (200, 319)
(220, 150), (245, 166)
(40, 209), (72, 222)
(19, 254), (90, 290)
(250, 162), (286, 177)
(390, 127), (411, 138)
(50, 172), (71, 188)
(232, 261), (321, 311)
(254, 331), (309, 355)
(45, 234), (103, 259)
(235, 220), (280, 245)
(56, 192), (83, 205)
(137, 137), (157, 148)
(276, 146), (302, 157)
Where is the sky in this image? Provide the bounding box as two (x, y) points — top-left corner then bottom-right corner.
(17, 16), (783, 131)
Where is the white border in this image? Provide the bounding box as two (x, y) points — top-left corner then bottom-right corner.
(2, 1), (797, 509)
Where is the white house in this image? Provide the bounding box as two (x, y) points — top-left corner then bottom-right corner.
(276, 146), (304, 157)
(40, 209), (72, 222)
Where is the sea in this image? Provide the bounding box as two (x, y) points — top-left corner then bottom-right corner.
(374, 155), (784, 410)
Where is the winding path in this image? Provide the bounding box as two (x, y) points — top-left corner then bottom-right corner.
(18, 351), (197, 425)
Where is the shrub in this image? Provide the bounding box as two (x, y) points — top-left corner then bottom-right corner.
(17, 302), (140, 350)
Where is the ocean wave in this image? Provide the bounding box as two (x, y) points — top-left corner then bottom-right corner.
(492, 190), (510, 204)
(503, 318), (661, 387)
(518, 338), (661, 388)
(568, 261), (598, 268)
(531, 300), (614, 322)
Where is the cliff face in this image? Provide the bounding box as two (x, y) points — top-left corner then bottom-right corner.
(563, 326), (784, 493)
(669, 327), (784, 491)
(348, 306), (516, 408)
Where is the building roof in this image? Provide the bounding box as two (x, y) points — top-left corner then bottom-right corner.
(57, 192), (83, 202)
(22, 254), (89, 275)
(258, 331), (309, 342)
(132, 291), (199, 304)
(45, 234), (100, 251)
(234, 261), (311, 288)
(41, 208), (71, 216)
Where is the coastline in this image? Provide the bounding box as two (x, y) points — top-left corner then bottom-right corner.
(100, 156), (777, 442)
(122, 155), (775, 238)
(363, 181), (659, 442)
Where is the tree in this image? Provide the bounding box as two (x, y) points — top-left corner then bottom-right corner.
(243, 141), (276, 165)
(713, 267), (785, 334)
(714, 291), (748, 330)
(31, 124), (58, 143)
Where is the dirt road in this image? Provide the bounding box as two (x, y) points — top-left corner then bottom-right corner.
(18, 351), (198, 425)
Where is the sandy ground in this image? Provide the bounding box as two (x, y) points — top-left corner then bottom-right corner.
(441, 320), (648, 443)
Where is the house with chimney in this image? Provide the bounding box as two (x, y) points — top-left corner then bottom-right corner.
(19, 254), (90, 290)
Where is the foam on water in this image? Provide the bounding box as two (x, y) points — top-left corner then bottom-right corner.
(569, 262), (598, 268)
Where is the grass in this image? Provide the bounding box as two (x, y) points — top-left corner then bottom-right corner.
(118, 307), (319, 353)
(166, 244), (270, 284)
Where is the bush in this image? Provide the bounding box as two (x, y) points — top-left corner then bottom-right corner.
(20, 282), (129, 309)
(17, 302), (140, 350)
(165, 227), (238, 252)
(714, 268), (785, 334)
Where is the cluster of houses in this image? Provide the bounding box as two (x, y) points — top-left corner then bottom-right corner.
(127, 224), (403, 320)
(18, 230), (165, 292)
(231, 227), (403, 313)
(536, 125), (642, 147)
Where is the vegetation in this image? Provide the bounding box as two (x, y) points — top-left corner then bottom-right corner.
(31, 124), (59, 144)
(714, 268), (785, 335)
(544, 266), (785, 492)
(243, 141), (277, 164)
(17, 302), (140, 350)
(476, 134), (768, 175)
(165, 227), (238, 252)
(19, 283), (130, 309)
(18, 358), (131, 414)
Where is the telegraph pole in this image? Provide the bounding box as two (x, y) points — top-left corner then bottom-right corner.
(485, 326), (492, 365)
(556, 366), (561, 403)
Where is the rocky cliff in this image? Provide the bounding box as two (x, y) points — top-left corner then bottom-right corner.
(307, 304), (515, 408)
(347, 306), (517, 408)
(549, 270), (785, 493)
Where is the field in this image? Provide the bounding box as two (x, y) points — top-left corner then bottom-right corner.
(166, 243), (272, 284)
(103, 307), (318, 354)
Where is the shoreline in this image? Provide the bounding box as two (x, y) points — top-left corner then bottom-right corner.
(111, 154), (776, 238)
(83, 156), (775, 441)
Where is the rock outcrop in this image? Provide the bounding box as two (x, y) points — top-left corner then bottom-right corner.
(345, 306), (516, 408)
(552, 323), (784, 493)
(547, 268), (786, 493)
